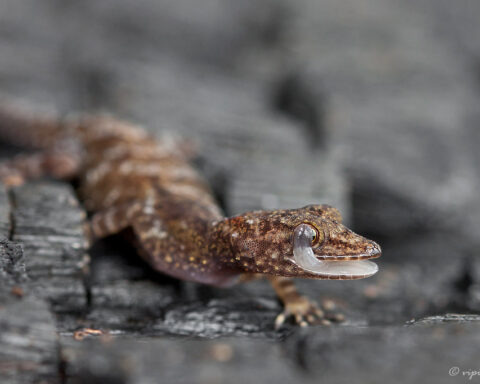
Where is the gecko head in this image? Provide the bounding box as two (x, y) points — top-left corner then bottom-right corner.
(215, 204), (381, 280)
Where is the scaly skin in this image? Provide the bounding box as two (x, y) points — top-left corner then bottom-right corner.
(0, 102), (381, 327)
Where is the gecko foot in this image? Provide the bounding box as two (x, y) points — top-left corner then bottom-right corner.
(274, 296), (344, 329)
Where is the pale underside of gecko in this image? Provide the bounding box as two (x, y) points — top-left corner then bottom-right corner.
(0, 102), (381, 327)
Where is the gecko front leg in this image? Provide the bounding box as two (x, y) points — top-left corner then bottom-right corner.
(268, 276), (344, 328)
(87, 201), (144, 242)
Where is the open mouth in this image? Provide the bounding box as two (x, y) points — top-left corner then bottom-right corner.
(292, 241), (380, 279)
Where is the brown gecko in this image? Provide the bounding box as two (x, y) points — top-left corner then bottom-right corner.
(0, 102), (381, 328)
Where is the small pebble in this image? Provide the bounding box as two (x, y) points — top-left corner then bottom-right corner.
(10, 286), (24, 298)
(73, 328), (104, 341)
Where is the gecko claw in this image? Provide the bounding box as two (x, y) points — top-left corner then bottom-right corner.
(274, 313), (287, 330)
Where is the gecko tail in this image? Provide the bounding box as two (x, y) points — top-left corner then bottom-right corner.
(0, 99), (65, 149)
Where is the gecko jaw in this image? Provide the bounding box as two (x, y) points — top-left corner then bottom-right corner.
(292, 239), (381, 279)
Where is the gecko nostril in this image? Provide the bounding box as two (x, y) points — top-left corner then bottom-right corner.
(367, 242), (381, 257)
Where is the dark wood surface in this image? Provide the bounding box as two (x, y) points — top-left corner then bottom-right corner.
(1, 0), (480, 382)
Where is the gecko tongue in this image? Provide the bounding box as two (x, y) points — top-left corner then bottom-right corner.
(293, 243), (378, 278)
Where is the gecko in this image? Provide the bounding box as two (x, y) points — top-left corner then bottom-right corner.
(0, 101), (381, 328)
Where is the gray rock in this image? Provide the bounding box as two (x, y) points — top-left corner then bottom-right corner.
(61, 337), (304, 384)
(157, 297), (281, 338)
(0, 240), (26, 284)
(407, 313), (480, 325)
(0, 183), (10, 238)
(10, 182), (89, 312)
(0, 240), (59, 384)
(464, 256), (480, 312)
(0, 291), (59, 384)
(60, 320), (480, 384)
(283, 321), (480, 384)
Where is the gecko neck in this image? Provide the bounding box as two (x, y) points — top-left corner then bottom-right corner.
(140, 193), (242, 287)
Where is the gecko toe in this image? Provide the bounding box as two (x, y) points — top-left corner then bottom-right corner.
(320, 318), (331, 326)
(314, 308), (325, 318)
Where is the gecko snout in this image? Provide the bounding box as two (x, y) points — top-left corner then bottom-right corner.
(365, 241), (381, 258)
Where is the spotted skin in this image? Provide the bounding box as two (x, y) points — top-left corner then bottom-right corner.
(0, 103), (381, 327)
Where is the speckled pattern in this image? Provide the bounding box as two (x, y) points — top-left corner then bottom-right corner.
(0, 104), (381, 324)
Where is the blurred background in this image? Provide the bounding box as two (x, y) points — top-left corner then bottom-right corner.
(1, 0), (480, 383)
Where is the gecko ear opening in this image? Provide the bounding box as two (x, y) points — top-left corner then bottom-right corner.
(302, 204), (342, 223)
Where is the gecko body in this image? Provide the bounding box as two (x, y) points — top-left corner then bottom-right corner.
(0, 102), (381, 327)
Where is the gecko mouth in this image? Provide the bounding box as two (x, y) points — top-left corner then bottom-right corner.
(292, 241), (380, 279)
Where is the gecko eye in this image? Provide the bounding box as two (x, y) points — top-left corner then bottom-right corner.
(296, 223), (324, 247)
